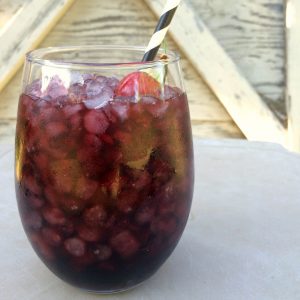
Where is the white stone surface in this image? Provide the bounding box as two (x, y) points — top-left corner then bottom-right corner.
(1, 139), (300, 299)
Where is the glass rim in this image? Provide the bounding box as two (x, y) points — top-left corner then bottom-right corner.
(26, 45), (181, 70)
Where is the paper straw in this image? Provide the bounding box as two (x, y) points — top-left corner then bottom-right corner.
(142, 0), (181, 62)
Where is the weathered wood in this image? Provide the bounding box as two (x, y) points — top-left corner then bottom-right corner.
(192, 120), (244, 139)
(144, 0), (287, 145)
(0, 0), (75, 93)
(0, 0), (243, 143)
(0, 0), (24, 28)
(286, 0), (300, 152)
(190, 0), (286, 124)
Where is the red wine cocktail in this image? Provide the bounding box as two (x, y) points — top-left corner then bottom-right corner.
(15, 46), (194, 293)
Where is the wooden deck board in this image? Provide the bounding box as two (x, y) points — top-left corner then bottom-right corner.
(0, 0), (243, 143)
(145, 0), (286, 144)
(191, 0), (286, 123)
(287, 0), (300, 151)
(0, 0), (75, 92)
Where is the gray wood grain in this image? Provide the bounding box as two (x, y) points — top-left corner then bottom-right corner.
(0, 0), (74, 92)
(190, 0), (286, 123)
(146, 0), (286, 144)
(286, 0), (300, 151)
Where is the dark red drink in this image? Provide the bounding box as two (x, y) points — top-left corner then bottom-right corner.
(15, 53), (193, 293)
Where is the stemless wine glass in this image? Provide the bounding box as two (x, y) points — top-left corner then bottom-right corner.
(15, 46), (194, 293)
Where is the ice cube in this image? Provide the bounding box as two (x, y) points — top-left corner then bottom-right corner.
(77, 224), (103, 242)
(156, 180), (176, 203)
(68, 83), (86, 103)
(84, 109), (109, 135)
(116, 189), (139, 214)
(83, 204), (107, 227)
(151, 215), (177, 235)
(104, 213), (117, 230)
(110, 230), (140, 258)
(113, 130), (131, 144)
(135, 201), (156, 225)
(86, 79), (105, 98)
(82, 73), (96, 82)
(64, 238), (86, 257)
(25, 79), (42, 98)
(131, 170), (151, 191)
(106, 167), (121, 199)
(148, 156), (175, 188)
(95, 75), (107, 84)
(74, 177), (98, 200)
(63, 103), (83, 118)
(31, 233), (55, 260)
(77, 148), (103, 179)
(84, 134), (102, 149)
(161, 85), (180, 100)
(47, 147), (70, 161)
(84, 87), (113, 109)
(42, 207), (66, 226)
(59, 196), (84, 215)
(45, 75), (68, 99)
(45, 122), (68, 139)
(42, 227), (62, 247)
(27, 194), (44, 209)
(33, 152), (48, 173)
(104, 76), (119, 89)
(102, 105), (117, 123)
(22, 174), (42, 196)
(24, 211), (43, 230)
(19, 95), (34, 121)
(70, 72), (84, 85)
(69, 113), (82, 131)
(52, 170), (74, 194)
(141, 96), (158, 105)
(110, 102), (129, 122)
(158, 198), (176, 216)
(44, 186), (59, 206)
(100, 133), (114, 145)
(38, 105), (61, 124)
(59, 220), (75, 237)
(141, 95), (169, 117)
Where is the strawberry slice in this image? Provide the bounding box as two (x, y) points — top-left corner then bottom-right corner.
(115, 72), (160, 97)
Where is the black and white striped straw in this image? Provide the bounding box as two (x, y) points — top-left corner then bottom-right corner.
(142, 0), (181, 62)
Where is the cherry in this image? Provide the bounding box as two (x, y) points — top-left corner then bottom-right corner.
(110, 230), (140, 258)
(64, 238), (86, 257)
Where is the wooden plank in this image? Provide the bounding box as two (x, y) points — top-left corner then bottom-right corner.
(0, 0), (24, 29)
(286, 0), (300, 152)
(144, 0), (287, 145)
(192, 120), (244, 139)
(0, 0), (243, 143)
(0, 0), (75, 93)
(190, 0), (286, 124)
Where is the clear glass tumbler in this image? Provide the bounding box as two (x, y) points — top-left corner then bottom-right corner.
(15, 46), (194, 293)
